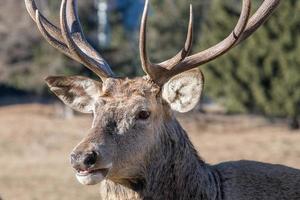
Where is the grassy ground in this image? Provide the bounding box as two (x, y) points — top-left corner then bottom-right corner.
(0, 104), (299, 200)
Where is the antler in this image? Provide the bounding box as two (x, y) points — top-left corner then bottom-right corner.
(140, 0), (280, 86)
(140, 0), (194, 79)
(25, 0), (114, 81)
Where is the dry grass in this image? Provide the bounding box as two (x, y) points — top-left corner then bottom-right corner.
(0, 104), (299, 200)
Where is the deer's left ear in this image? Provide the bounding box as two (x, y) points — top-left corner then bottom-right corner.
(45, 76), (102, 113)
(162, 68), (204, 113)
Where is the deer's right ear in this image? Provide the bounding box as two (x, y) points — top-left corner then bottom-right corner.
(45, 76), (102, 113)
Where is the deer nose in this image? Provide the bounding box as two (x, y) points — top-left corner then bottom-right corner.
(70, 151), (98, 169)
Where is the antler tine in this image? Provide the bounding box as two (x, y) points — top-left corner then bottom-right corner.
(60, 0), (114, 80)
(238, 0), (280, 43)
(139, 1), (194, 80)
(35, 10), (82, 62)
(139, 0), (154, 78)
(158, 5), (194, 70)
(25, 0), (81, 62)
(150, 0), (251, 85)
(25, 0), (63, 42)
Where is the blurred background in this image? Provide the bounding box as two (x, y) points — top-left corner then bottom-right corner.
(0, 0), (299, 199)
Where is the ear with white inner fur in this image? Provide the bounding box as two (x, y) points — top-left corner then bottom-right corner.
(45, 76), (102, 113)
(162, 68), (204, 113)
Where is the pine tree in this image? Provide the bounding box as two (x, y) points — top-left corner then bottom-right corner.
(199, 0), (300, 128)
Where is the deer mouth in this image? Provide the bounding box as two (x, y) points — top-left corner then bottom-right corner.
(75, 168), (110, 185)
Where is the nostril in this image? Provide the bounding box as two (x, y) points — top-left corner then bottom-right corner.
(83, 151), (97, 167)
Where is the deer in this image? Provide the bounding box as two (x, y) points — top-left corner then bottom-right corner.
(25, 0), (300, 199)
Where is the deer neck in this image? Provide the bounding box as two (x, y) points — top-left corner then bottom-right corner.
(134, 119), (222, 200)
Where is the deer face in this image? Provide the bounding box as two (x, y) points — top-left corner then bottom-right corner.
(45, 69), (204, 185)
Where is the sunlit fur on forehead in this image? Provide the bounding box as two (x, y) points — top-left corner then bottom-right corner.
(101, 77), (160, 98)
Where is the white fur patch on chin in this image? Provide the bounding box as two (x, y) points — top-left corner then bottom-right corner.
(76, 172), (105, 185)
(162, 69), (204, 113)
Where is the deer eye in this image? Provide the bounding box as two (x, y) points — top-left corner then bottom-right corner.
(137, 110), (151, 120)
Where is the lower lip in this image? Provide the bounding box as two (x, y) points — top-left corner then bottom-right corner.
(76, 169), (109, 185)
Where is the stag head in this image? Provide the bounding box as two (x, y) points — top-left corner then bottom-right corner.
(25, 0), (279, 186)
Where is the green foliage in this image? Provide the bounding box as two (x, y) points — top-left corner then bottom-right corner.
(200, 0), (300, 120)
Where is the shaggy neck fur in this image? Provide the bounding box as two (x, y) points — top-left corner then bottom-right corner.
(101, 119), (222, 200)
(137, 119), (221, 200)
